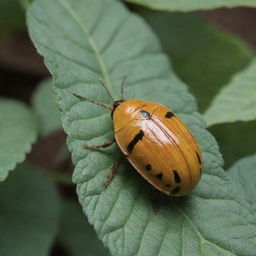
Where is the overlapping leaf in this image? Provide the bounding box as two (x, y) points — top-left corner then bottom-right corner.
(204, 59), (256, 126)
(27, 0), (256, 255)
(142, 11), (253, 112)
(32, 79), (61, 136)
(0, 98), (38, 181)
(0, 164), (60, 256)
(125, 0), (256, 11)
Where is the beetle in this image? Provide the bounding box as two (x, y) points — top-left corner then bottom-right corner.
(73, 78), (203, 196)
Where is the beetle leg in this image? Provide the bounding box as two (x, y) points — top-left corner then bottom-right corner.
(82, 139), (115, 150)
(103, 156), (125, 188)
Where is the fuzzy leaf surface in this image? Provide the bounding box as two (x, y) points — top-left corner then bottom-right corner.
(0, 98), (38, 181)
(0, 164), (60, 256)
(27, 0), (256, 255)
(204, 59), (256, 126)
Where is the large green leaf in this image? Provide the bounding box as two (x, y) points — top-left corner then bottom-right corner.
(0, 98), (38, 181)
(32, 79), (61, 136)
(0, 164), (60, 256)
(125, 0), (256, 11)
(58, 200), (110, 256)
(27, 0), (256, 255)
(204, 59), (256, 126)
(141, 11), (253, 112)
(228, 154), (256, 214)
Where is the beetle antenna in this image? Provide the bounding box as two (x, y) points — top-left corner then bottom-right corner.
(99, 79), (115, 102)
(120, 75), (127, 100)
(73, 93), (112, 110)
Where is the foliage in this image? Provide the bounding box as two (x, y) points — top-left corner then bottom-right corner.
(0, 0), (255, 255)
(125, 0), (256, 11)
(27, 0), (256, 255)
(229, 154), (256, 213)
(0, 0), (25, 36)
(140, 10), (256, 169)
(32, 79), (61, 136)
(0, 165), (60, 256)
(204, 59), (256, 126)
(141, 11), (253, 112)
(58, 200), (110, 256)
(0, 98), (38, 181)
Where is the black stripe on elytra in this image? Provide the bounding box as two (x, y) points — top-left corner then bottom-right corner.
(165, 111), (174, 118)
(173, 170), (181, 184)
(156, 172), (163, 180)
(196, 152), (202, 165)
(172, 186), (180, 195)
(127, 130), (144, 153)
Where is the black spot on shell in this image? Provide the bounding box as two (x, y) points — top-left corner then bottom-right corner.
(166, 184), (170, 188)
(173, 170), (181, 184)
(146, 164), (152, 171)
(196, 152), (202, 165)
(156, 173), (163, 180)
(172, 186), (180, 195)
(165, 111), (174, 118)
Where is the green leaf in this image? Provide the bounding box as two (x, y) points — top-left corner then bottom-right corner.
(0, 0), (25, 36)
(27, 0), (256, 255)
(0, 164), (60, 256)
(228, 154), (256, 214)
(125, 0), (256, 11)
(19, 0), (33, 10)
(209, 121), (256, 169)
(58, 200), (110, 256)
(142, 11), (253, 112)
(204, 59), (256, 126)
(32, 79), (61, 136)
(0, 98), (38, 182)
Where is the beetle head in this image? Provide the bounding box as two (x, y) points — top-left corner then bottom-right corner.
(111, 100), (125, 118)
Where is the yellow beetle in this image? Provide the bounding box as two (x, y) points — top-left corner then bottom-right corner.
(74, 78), (203, 196)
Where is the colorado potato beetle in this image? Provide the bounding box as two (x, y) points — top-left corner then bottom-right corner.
(73, 78), (203, 196)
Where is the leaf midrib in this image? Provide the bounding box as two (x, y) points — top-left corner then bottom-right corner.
(57, 0), (117, 99)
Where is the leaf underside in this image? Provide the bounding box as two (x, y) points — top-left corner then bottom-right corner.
(204, 59), (256, 127)
(0, 98), (38, 181)
(125, 0), (256, 11)
(27, 0), (256, 255)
